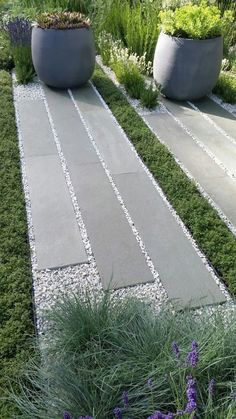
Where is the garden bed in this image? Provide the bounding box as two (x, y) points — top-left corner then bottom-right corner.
(0, 70), (34, 417)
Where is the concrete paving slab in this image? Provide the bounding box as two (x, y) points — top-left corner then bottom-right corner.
(25, 154), (88, 270)
(145, 112), (236, 228)
(162, 98), (236, 176)
(43, 87), (154, 289)
(17, 99), (56, 157)
(193, 97), (236, 139)
(67, 162), (154, 289)
(114, 171), (226, 307)
(72, 85), (142, 175)
(43, 86), (100, 166)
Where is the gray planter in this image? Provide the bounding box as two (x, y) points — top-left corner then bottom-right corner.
(153, 32), (223, 100)
(32, 26), (95, 88)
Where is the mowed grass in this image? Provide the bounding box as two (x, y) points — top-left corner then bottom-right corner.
(92, 65), (236, 295)
(0, 70), (34, 417)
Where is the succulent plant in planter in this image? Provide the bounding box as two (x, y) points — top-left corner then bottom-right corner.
(153, 2), (233, 100)
(32, 12), (95, 88)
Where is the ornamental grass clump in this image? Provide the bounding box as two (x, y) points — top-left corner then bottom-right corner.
(36, 12), (90, 29)
(159, 2), (233, 40)
(5, 17), (35, 84)
(10, 294), (236, 418)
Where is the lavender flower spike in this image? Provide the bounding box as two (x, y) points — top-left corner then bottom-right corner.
(122, 390), (129, 408)
(63, 412), (72, 419)
(191, 341), (198, 350)
(185, 375), (197, 414)
(113, 407), (122, 419)
(147, 378), (153, 388)
(208, 378), (216, 396)
(172, 341), (180, 358)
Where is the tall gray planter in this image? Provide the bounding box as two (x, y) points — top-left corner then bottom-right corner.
(153, 32), (223, 100)
(32, 26), (95, 88)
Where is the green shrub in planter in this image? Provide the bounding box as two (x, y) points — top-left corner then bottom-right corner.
(159, 2), (233, 40)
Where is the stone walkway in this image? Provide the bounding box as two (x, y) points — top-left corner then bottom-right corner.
(14, 78), (227, 312)
(144, 97), (236, 234)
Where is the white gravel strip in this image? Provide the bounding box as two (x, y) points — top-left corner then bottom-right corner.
(187, 100), (236, 147)
(95, 61), (231, 301)
(209, 93), (236, 118)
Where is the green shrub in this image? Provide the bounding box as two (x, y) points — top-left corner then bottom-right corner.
(94, 0), (161, 63)
(159, 2), (234, 39)
(5, 17), (35, 84)
(0, 70), (34, 417)
(36, 11), (90, 29)
(112, 60), (145, 99)
(213, 71), (236, 104)
(11, 294), (236, 418)
(140, 83), (159, 109)
(0, 31), (13, 71)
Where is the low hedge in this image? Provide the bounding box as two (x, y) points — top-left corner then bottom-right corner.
(0, 70), (34, 417)
(92, 65), (236, 295)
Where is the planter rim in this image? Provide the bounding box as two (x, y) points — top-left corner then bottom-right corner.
(160, 31), (223, 42)
(32, 25), (90, 31)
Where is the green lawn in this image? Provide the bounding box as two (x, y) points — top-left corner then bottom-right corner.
(93, 65), (236, 296)
(0, 70), (34, 418)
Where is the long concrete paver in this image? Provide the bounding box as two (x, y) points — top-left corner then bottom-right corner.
(71, 84), (226, 307)
(192, 97), (236, 139)
(43, 86), (154, 289)
(145, 111), (236, 228)
(162, 98), (236, 177)
(18, 99), (88, 270)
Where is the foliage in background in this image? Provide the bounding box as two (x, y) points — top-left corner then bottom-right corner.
(5, 17), (35, 83)
(0, 70), (34, 418)
(93, 65), (236, 294)
(0, 30), (13, 70)
(11, 294), (236, 418)
(98, 32), (158, 107)
(36, 11), (90, 29)
(159, 2), (233, 39)
(15, 0), (93, 14)
(93, 0), (161, 63)
(213, 71), (236, 104)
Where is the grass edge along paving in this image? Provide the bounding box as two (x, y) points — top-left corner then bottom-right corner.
(0, 70), (34, 418)
(92, 64), (236, 296)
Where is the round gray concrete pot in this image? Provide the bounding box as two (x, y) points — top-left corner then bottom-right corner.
(153, 32), (223, 100)
(32, 26), (95, 88)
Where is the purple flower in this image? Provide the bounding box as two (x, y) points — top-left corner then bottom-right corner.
(63, 412), (72, 419)
(185, 375), (197, 414)
(191, 341), (198, 350)
(147, 378), (153, 388)
(172, 341), (180, 358)
(113, 407), (122, 419)
(5, 17), (32, 46)
(79, 417), (94, 419)
(122, 390), (129, 408)
(208, 379), (216, 396)
(187, 349), (199, 368)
